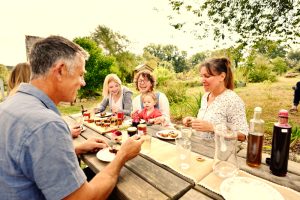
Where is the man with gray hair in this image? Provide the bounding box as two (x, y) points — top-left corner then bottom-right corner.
(0, 36), (143, 200)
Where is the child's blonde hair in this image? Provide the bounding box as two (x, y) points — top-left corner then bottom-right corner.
(141, 91), (157, 103)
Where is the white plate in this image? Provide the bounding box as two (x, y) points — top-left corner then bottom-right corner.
(96, 148), (116, 162)
(220, 177), (284, 200)
(123, 119), (146, 126)
(95, 112), (112, 118)
(156, 130), (181, 140)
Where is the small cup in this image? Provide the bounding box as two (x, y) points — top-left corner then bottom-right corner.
(83, 112), (90, 121)
(117, 112), (124, 120)
(137, 124), (147, 136)
(127, 127), (137, 137)
(176, 137), (191, 170)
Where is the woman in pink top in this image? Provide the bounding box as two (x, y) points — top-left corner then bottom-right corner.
(137, 91), (162, 123)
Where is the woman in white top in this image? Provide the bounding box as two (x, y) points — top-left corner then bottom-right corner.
(183, 58), (248, 141)
(96, 74), (133, 116)
(132, 70), (170, 124)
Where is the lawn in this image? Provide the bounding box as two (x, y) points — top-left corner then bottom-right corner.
(58, 76), (300, 156)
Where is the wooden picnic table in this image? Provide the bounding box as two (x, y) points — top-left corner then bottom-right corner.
(64, 115), (300, 200)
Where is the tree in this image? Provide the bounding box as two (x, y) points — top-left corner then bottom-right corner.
(168, 0), (300, 45)
(91, 25), (129, 56)
(112, 51), (139, 83)
(252, 39), (288, 59)
(73, 37), (115, 98)
(0, 64), (9, 82)
(143, 44), (188, 73)
(287, 49), (300, 68)
(189, 52), (207, 67)
(91, 25), (138, 82)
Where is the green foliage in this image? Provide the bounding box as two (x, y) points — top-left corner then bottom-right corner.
(143, 44), (188, 73)
(233, 66), (249, 85)
(168, 0), (300, 45)
(271, 57), (288, 75)
(160, 82), (186, 104)
(290, 123), (300, 148)
(253, 39), (288, 59)
(153, 66), (175, 87)
(188, 52), (207, 67)
(0, 64), (9, 82)
(73, 37), (115, 98)
(287, 50), (300, 68)
(91, 25), (129, 55)
(90, 25), (137, 83)
(248, 55), (276, 83)
(183, 92), (202, 118)
(112, 51), (139, 83)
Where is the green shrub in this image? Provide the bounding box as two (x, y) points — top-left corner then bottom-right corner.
(290, 122), (300, 148)
(153, 67), (175, 87)
(271, 57), (288, 75)
(183, 92), (202, 117)
(248, 55), (276, 83)
(160, 82), (186, 104)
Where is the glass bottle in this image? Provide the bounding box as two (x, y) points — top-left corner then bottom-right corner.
(246, 107), (264, 167)
(270, 109), (292, 176)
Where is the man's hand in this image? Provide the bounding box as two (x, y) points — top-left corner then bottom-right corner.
(75, 138), (108, 155)
(71, 125), (81, 138)
(116, 135), (143, 163)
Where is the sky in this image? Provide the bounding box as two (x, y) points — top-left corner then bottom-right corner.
(0, 0), (222, 66)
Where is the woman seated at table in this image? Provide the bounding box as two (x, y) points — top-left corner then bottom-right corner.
(183, 58), (248, 141)
(95, 74), (133, 116)
(132, 69), (171, 125)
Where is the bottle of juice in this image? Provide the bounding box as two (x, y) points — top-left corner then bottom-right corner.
(270, 109), (292, 176)
(246, 107), (264, 167)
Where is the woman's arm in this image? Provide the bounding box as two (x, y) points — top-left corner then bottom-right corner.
(121, 88), (133, 116)
(98, 97), (109, 112)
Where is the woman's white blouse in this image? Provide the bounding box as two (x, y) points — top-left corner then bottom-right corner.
(197, 90), (249, 135)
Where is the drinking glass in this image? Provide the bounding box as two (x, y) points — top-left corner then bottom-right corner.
(176, 137), (191, 170)
(213, 123), (238, 178)
(181, 127), (192, 139)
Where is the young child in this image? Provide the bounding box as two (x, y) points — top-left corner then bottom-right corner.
(137, 91), (162, 123)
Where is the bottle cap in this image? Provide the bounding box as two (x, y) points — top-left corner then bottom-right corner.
(278, 109), (288, 118)
(254, 107), (262, 112)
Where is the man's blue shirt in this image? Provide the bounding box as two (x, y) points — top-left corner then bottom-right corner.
(0, 83), (86, 200)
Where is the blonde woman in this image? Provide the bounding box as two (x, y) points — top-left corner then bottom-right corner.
(96, 74), (133, 116)
(8, 62), (31, 96)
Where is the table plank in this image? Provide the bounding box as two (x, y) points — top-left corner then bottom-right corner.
(194, 185), (224, 200)
(81, 154), (169, 200)
(179, 188), (215, 200)
(125, 155), (193, 198)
